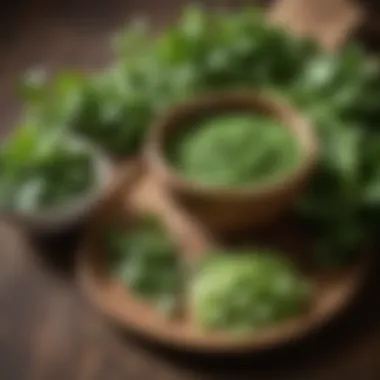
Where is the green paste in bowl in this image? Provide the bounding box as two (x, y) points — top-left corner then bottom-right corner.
(169, 113), (302, 188)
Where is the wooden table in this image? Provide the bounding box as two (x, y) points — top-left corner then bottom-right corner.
(1, 1), (380, 379)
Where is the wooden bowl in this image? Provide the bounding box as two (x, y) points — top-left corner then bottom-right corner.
(77, 166), (368, 354)
(146, 91), (318, 234)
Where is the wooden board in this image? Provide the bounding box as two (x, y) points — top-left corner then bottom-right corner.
(78, 164), (371, 353)
(269, 0), (364, 50)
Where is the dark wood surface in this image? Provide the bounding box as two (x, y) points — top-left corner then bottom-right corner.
(1, 1), (380, 379)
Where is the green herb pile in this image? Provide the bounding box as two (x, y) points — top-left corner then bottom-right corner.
(107, 218), (181, 315)
(0, 127), (95, 212)
(169, 113), (301, 187)
(8, 5), (380, 265)
(190, 251), (310, 331)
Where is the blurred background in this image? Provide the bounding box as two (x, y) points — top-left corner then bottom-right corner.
(1, 0), (380, 379)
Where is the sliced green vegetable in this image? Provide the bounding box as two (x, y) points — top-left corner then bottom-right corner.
(107, 218), (181, 315)
(191, 251), (310, 331)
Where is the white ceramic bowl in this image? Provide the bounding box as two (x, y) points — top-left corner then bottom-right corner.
(0, 136), (114, 235)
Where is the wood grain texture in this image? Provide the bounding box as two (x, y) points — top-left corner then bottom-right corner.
(0, 0), (379, 379)
(270, 0), (363, 49)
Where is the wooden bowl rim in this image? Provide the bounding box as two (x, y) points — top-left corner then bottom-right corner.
(146, 90), (319, 199)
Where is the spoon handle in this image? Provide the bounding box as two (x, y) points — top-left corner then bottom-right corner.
(130, 169), (215, 323)
(131, 173), (214, 266)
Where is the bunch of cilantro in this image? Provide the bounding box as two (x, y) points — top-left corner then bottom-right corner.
(12, 6), (380, 265)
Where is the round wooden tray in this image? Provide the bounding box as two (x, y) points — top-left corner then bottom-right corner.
(77, 162), (369, 354)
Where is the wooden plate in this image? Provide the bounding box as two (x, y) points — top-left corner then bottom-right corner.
(76, 162), (370, 354)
